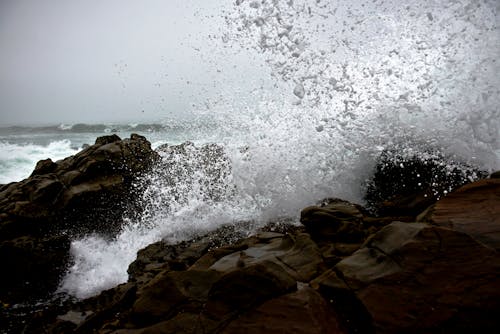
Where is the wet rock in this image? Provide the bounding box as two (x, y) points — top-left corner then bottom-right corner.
(221, 287), (347, 334)
(0, 134), (158, 305)
(334, 221), (500, 333)
(310, 269), (374, 334)
(130, 270), (221, 327)
(207, 230), (323, 282)
(205, 261), (297, 319)
(424, 178), (500, 250)
(300, 199), (366, 243)
(364, 150), (487, 216)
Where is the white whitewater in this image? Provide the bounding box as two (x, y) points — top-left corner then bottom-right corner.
(60, 0), (500, 298)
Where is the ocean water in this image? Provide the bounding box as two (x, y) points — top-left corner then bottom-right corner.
(1, 0), (499, 299)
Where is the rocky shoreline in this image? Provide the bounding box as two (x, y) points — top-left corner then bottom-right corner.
(1, 135), (499, 333)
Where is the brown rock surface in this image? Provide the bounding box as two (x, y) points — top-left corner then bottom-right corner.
(335, 221), (500, 333)
(424, 178), (500, 250)
(0, 134), (158, 305)
(221, 287), (347, 334)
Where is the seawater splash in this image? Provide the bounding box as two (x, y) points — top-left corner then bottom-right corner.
(60, 0), (500, 298)
(226, 0), (499, 163)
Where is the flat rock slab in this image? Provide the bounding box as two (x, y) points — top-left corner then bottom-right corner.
(335, 222), (500, 333)
(428, 178), (500, 250)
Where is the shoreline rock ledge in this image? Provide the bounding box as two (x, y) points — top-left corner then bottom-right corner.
(0, 134), (158, 306)
(7, 172), (498, 333)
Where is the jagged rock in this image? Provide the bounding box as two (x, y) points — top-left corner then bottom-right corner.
(334, 221), (500, 333)
(423, 178), (500, 250)
(0, 134), (158, 305)
(364, 150), (487, 216)
(300, 199), (366, 243)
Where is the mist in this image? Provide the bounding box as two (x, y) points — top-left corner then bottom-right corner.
(0, 0), (271, 126)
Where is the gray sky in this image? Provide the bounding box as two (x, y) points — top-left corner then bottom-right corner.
(0, 0), (269, 125)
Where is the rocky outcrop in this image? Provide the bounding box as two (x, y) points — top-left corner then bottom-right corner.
(2, 143), (499, 333)
(364, 149), (487, 216)
(0, 134), (158, 305)
(421, 178), (500, 250)
(332, 221), (500, 333)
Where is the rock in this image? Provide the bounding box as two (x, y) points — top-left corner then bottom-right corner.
(334, 221), (500, 333)
(206, 230), (323, 282)
(130, 270), (221, 327)
(424, 178), (500, 250)
(300, 199), (366, 243)
(0, 134), (159, 305)
(205, 261), (297, 319)
(490, 170), (500, 178)
(364, 150), (487, 216)
(310, 269), (374, 334)
(220, 287), (347, 334)
(0, 235), (71, 305)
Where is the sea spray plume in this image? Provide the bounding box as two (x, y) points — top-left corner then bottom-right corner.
(225, 0), (500, 169)
(134, 142), (235, 225)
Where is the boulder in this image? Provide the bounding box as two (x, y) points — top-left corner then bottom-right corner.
(0, 134), (158, 305)
(300, 199), (366, 243)
(334, 222), (500, 333)
(423, 178), (500, 250)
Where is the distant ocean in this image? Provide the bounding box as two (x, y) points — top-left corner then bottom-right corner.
(0, 122), (221, 184)
(1, 0), (499, 302)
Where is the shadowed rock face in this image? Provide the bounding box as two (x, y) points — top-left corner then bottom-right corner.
(0, 134), (158, 305)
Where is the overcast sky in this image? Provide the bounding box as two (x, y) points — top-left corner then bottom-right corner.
(0, 0), (270, 126)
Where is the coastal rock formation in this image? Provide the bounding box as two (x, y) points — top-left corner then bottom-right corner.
(0, 134), (158, 305)
(364, 149), (487, 216)
(2, 141), (499, 333)
(422, 177), (500, 250)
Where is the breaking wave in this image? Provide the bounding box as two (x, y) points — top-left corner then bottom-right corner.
(60, 0), (499, 298)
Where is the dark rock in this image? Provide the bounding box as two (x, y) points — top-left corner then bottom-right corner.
(364, 150), (487, 216)
(0, 234), (71, 304)
(0, 134), (159, 306)
(311, 269), (374, 334)
(423, 178), (500, 250)
(220, 287), (347, 334)
(334, 221), (500, 333)
(130, 270), (221, 327)
(490, 170), (500, 178)
(31, 158), (58, 176)
(205, 261), (297, 319)
(300, 199), (366, 243)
